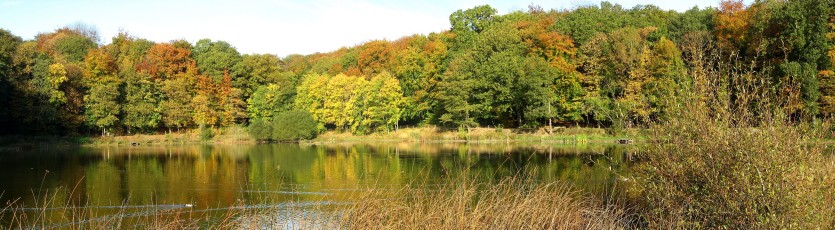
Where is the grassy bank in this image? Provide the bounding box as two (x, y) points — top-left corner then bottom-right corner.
(312, 126), (638, 144)
(87, 126), (254, 146)
(1, 126), (638, 150)
(0, 126), (255, 150)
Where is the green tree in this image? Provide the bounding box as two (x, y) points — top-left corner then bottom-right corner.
(435, 53), (479, 128)
(438, 10), (586, 128)
(160, 77), (194, 132)
(0, 29), (22, 134)
(645, 37), (688, 121)
(778, 62), (820, 118)
(450, 5), (497, 34)
(82, 48), (122, 135)
(0, 28), (19, 78)
(193, 39), (242, 82)
(105, 34), (160, 133)
(247, 83), (293, 120)
(821, 18), (835, 116)
(8, 42), (65, 133)
(392, 33), (447, 124)
(294, 73), (329, 130)
(579, 27), (687, 127)
(668, 7), (716, 42)
(361, 71), (405, 132)
(84, 76), (121, 136)
(522, 56), (583, 128)
(55, 35), (97, 63)
(271, 110), (319, 141)
(46, 63), (69, 105)
(239, 54), (287, 100)
(323, 74), (366, 131)
(122, 71), (161, 133)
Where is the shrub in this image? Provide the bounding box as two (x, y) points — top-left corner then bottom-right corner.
(198, 125), (213, 141)
(247, 118), (272, 141)
(271, 110), (319, 141)
(638, 111), (834, 228)
(636, 56), (835, 228)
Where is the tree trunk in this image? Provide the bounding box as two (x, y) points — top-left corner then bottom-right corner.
(517, 111), (522, 128)
(548, 102), (553, 134)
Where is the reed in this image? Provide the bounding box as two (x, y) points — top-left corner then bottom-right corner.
(1, 176), (631, 229)
(335, 177), (632, 230)
(635, 46), (835, 228)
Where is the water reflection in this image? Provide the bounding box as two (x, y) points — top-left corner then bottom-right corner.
(0, 143), (633, 224)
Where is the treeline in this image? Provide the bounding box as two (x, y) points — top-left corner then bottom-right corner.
(0, 0), (833, 136)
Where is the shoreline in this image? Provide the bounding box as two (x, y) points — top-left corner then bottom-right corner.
(0, 126), (639, 150)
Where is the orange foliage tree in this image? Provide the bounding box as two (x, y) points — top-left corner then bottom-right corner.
(140, 43), (195, 80)
(516, 10), (577, 73)
(714, 0), (752, 54)
(357, 40), (393, 77)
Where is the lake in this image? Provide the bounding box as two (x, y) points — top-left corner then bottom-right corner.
(0, 143), (634, 227)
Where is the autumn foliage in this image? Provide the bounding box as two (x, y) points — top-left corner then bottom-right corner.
(0, 1), (833, 136)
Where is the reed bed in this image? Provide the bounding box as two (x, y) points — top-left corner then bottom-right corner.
(1, 176), (632, 229)
(336, 177), (632, 230)
(634, 47), (835, 228)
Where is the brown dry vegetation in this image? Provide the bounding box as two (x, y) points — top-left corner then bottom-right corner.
(337, 177), (632, 229)
(1, 177), (632, 229)
(313, 126), (625, 144)
(634, 43), (835, 228)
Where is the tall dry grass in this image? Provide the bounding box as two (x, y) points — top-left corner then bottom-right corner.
(1, 176), (633, 229)
(337, 177), (632, 230)
(636, 36), (835, 228)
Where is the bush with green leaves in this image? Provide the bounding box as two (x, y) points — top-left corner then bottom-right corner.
(248, 110), (318, 141)
(247, 118), (272, 141)
(198, 125), (213, 141)
(271, 110), (318, 141)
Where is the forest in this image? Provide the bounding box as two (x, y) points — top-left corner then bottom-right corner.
(0, 0), (833, 136)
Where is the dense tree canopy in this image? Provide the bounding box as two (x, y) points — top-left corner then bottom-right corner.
(1, 1), (833, 136)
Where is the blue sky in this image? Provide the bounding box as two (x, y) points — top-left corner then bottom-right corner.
(1, 0), (751, 56)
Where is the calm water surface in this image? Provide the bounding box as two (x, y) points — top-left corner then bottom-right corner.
(0, 143), (633, 226)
